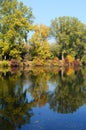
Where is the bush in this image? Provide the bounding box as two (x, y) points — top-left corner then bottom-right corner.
(81, 56), (86, 65)
(10, 59), (21, 67)
(51, 57), (59, 66)
(66, 55), (74, 63)
(33, 57), (44, 66)
(2, 60), (9, 67)
(44, 59), (52, 66)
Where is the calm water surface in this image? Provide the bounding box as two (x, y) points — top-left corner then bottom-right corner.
(0, 67), (86, 130)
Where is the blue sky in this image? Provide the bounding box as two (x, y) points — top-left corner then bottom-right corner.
(19, 0), (86, 26)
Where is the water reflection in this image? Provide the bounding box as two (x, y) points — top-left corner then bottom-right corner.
(0, 67), (86, 129)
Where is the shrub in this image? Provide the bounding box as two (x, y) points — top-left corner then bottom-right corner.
(33, 57), (44, 66)
(81, 56), (86, 65)
(2, 60), (9, 67)
(51, 57), (59, 66)
(66, 55), (74, 63)
(44, 59), (52, 66)
(10, 59), (21, 67)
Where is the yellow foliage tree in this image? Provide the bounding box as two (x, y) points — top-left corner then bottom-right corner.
(66, 55), (74, 63)
(30, 24), (51, 60)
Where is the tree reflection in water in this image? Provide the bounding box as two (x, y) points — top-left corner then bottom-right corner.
(0, 67), (86, 129)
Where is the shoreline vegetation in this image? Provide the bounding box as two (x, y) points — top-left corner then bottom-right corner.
(0, 57), (82, 68)
(0, 61), (81, 77)
(0, 0), (86, 67)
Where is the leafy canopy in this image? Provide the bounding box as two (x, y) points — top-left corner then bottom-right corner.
(0, 0), (34, 59)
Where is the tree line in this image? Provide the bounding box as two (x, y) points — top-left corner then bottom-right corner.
(0, 0), (86, 66)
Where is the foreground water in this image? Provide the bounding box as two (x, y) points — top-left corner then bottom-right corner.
(0, 67), (86, 130)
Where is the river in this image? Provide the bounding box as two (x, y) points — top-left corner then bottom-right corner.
(0, 66), (86, 130)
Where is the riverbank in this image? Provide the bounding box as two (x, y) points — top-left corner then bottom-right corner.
(0, 58), (82, 68)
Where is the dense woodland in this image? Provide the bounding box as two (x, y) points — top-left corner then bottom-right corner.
(0, 0), (86, 67)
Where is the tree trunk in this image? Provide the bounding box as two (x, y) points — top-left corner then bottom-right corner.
(62, 53), (64, 60)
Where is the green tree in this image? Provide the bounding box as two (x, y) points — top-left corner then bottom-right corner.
(0, 0), (34, 60)
(50, 16), (86, 60)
